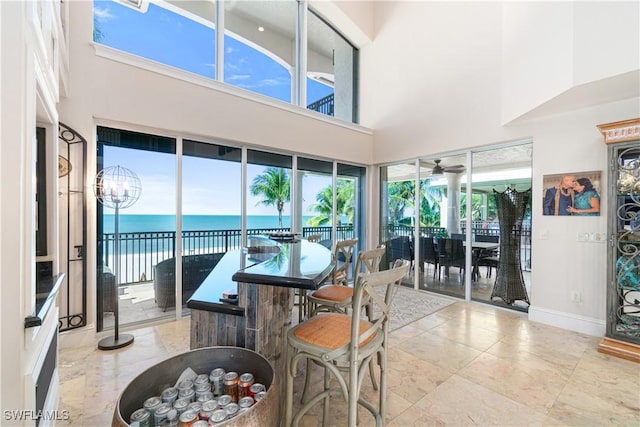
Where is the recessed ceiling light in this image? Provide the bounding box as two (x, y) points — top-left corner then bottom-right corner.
(258, 26), (265, 32)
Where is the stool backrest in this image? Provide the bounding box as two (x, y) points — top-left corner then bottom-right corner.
(351, 259), (410, 350)
(333, 238), (358, 285)
(354, 246), (386, 280)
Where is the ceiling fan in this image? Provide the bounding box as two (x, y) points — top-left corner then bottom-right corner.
(429, 159), (465, 175)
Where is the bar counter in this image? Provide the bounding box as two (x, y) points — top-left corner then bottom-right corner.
(187, 238), (334, 423)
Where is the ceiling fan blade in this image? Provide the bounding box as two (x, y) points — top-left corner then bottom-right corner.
(443, 164), (465, 172)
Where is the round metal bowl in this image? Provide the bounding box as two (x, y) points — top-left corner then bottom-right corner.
(112, 346), (277, 426)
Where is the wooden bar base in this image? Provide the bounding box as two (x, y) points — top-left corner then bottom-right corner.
(597, 338), (640, 363)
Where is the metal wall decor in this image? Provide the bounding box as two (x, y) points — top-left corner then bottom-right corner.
(58, 122), (87, 331)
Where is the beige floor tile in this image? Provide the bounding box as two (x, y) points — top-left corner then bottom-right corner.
(457, 352), (567, 412)
(427, 317), (506, 351)
(412, 375), (549, 426)
(386, 347), (454, 403)
(397, 330), (482, 371)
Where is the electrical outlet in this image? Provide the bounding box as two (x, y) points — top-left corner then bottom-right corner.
(540, 230), (549, 240)
(571, 291), (582, 303)
(577, 232), (587, 242)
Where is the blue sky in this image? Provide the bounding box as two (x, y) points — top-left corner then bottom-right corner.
(104, 146), (331, 216)
(93, 0), (333, 104)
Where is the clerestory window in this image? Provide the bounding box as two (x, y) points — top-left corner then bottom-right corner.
(92, 0), (359, 123)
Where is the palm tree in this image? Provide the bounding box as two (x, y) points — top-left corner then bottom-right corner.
(250, 168), (290, 228)
(387, 181), (415, 225)
(308, 179), (354, 226)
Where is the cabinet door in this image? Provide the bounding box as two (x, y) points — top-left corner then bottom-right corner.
(610, 144), (640, 345)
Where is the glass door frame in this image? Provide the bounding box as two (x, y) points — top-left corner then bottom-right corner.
(379, 140), (532, 303)
(95, 122), (367, 327)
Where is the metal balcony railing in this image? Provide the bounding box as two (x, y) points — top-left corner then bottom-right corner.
(99, 225), (356, 285)
(307, 93), (334, 116)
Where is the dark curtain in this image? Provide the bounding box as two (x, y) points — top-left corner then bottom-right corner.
(491, 187), (531, 304)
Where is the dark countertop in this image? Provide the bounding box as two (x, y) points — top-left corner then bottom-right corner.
(187, 239), (334, 315)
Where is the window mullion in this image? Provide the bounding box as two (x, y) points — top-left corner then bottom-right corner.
(216, 0), (225, 82)
(295, 0), (307, 107)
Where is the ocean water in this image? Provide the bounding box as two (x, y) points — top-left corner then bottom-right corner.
(103, 214), (315, 234)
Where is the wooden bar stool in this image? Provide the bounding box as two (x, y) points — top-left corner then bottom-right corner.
(285, 259), (410, 427)
(301, 246), (385, 400)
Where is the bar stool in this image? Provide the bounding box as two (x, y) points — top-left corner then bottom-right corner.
(285, 259), (410, 427)
(301, 246), (386, 400)
(307, 245), (384, 316)
(304, 238), (358, 316)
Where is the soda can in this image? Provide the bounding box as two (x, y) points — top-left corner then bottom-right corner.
(194, 374), (209, 387)
(129, 408), (151, 427)
(209, 368), (225, 397)
(255, 391), (266, 402)
(238, 373), (254, 399)
(195, 382), (211, 400)
(161, 387), (179, 405)
(209, 409), (227, 424)
(248, 383), (265, 398)
(238, 396), (254, 409)
(222, 372), (239, 402)
(187, 401), (203, 414)
(143, 396), (162, 413)
(178, 387), (195, 403)
(192, 421), (209, 427)
(225, 403), (239, 419)
(197, 391), (214, 404)
(177, 379), (194, 393)
(178, 409), (198, 427)
(216, 395), (232, 407)
(173, 397), (190, 416)
(153, 402), (172, 426)
(202, 399), (218, 412)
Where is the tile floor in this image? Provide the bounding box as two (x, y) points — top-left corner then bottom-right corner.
(58, 301), (639, 426)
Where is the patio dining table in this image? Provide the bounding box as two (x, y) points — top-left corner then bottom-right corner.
(463, 241), (500, 281)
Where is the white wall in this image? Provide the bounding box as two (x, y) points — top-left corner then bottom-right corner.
(361, 1), (640, 335)
(501, 1), (640, 124)
(1, 0), (64, 420)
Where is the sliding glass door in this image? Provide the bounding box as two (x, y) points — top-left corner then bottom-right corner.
(96, 127), (176, 331)
(181, 140), (241, 313)
(380, 143), (532, 312)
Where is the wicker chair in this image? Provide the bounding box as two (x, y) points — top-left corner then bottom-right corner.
(285, 260), (410, 427)
(154, 253), (224, 311)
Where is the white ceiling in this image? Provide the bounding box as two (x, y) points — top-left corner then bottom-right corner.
(385, 144), (533, 192)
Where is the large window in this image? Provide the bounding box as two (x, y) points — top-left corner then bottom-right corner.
(96, 127), (366, 328)
(93, 0), (359, 123)
(93, 1), (216, 79)
(96, 127), (177, 331)
(246, 149), (293, 241)
(224, 0), (296, 103)
(307, 10), (358, 122)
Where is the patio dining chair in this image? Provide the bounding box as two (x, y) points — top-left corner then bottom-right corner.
(437, 237), (466, 281)
(417, 236), (438, 279)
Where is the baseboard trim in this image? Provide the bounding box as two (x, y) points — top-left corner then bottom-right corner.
(598, 338), (640, 363)
(528, 306), (605, 337)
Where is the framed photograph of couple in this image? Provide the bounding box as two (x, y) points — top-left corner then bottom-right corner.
(542, 171), (601, 216)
